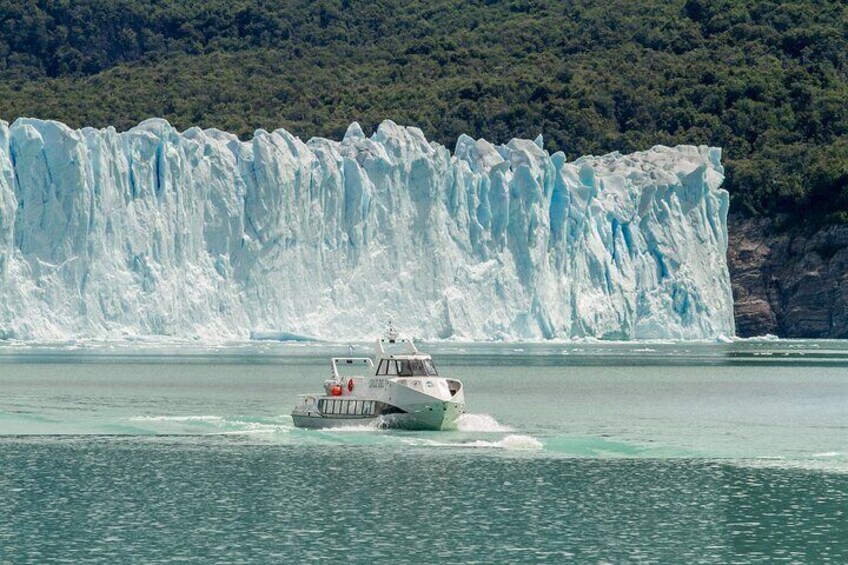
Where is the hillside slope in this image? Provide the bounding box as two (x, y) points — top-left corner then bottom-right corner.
(2, 0), (847, 222)
(1, 0), (847, 336)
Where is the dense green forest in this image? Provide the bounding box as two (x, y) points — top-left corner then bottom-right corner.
(1, 0), (847, 224)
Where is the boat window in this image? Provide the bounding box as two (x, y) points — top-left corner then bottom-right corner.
(424, 360), (439, 376)
(377, 360), (397, 376)
(318, 399), (326, 412)
(348, 401), (356, 415)
(396, 359), (437, 376)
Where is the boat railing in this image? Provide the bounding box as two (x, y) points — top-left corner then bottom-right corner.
(330, 357), (374, 380)
(375, 337), (418, 356)
(295, 395), (317, 408)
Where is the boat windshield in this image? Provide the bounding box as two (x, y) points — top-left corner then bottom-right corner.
(377, 358), (438, 376)
(397, 359), (438, 376)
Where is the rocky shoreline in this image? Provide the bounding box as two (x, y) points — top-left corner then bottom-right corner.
(728, 215), (848, 338)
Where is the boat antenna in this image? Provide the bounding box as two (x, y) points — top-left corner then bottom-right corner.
(386, 320), (399, 342)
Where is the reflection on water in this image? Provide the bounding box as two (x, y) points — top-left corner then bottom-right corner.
(1, 439), (846, 564)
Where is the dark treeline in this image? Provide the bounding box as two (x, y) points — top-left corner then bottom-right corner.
(1, 0), (847, 224)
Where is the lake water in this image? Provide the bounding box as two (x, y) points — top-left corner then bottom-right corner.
(1, 339), (846, 563)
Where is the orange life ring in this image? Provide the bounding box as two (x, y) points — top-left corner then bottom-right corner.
(331, 385), (343, 396)
(347, 379), (354, 392)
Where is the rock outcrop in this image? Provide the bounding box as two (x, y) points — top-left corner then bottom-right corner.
(728, 215), (848, 338)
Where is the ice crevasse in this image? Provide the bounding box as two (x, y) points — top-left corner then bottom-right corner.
(0, 118), (734, 340)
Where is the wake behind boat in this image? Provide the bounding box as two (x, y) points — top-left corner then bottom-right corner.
(291, 329), (465, 430)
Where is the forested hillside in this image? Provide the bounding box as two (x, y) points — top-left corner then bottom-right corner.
(1, 0), (847, 224)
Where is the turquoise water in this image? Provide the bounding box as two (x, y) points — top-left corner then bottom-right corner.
(1, 340), (847, 563)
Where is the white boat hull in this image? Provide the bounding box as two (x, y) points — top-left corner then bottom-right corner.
(291, 413), (378, 429)
(377, 399), (466, 430)
(292, 397), (465, 431)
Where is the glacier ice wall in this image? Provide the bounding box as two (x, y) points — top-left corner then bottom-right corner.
(0, 118), (734, 340)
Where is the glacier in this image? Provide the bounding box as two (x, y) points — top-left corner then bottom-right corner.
(0, 118), (734, 341)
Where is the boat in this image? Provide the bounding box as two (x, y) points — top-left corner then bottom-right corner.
(291, 328), (465, 430)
